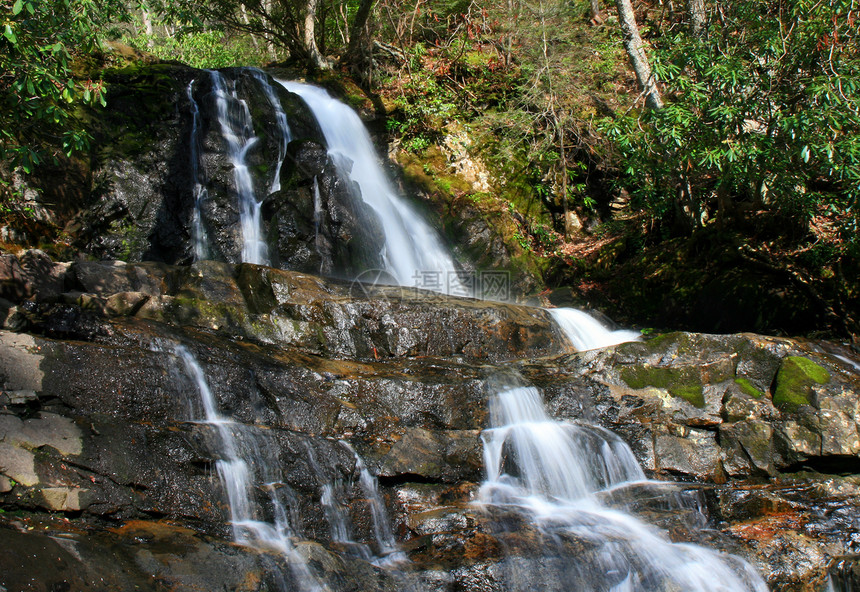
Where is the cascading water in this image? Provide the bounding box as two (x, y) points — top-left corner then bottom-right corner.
(248, 68), (293, 193)
(273, 80), (640, 351)
(479, 385), (769, 592)
(174, 345), (325, 592)
(187, 80), (210, 261)
(547, 308), (641, 351)
(278, 81), (468, 295)
(341, 442), (408, 565)
(313, 175), (324, 267)
(209, 70), (270, 265)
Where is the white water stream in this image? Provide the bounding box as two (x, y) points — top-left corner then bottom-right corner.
(479, 385), (769, 592)
(180, 71), (770, 590)
(209, 71), (270, 265)
(187, 80), (211, 262)
(547, 308), (641, 351)
(175, 345), (325, 592)
(248, 68), (293, 194)
(278, 81), (468, 295)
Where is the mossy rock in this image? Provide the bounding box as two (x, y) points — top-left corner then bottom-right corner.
(620, 365), (705, 407)
(734, 377), (764, 399)
(773, 356), (830, 412)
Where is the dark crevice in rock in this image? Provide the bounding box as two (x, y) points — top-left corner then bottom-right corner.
(782, 455), (860, 476)
(376, 473), (446, 487)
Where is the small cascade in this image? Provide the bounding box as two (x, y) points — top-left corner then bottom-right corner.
(479, 385), (769, 592)
(278, 81), (468, 296)
(174, 345), (325, 592)
(186, 80), (210, 261)
(547, 307), (640, 351)
(248, 68), (293, 193)
(342, 442), (408, 565)
(303, 442), (373, 560)
(209, 70), (269, 265)
(312, 175), (323, 267)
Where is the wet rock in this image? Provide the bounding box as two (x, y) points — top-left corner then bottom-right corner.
(720, 419), (779, 477)
(264, 139), (387, 276)
(1, 263), (859, 592)
(653, 424), (721, 479)
(0, 250), (69, 303)
(375, 428), (483, 483)
(0, 441), (38, 486)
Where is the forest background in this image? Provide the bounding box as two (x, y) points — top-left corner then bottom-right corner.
(1, 0), (859, 339)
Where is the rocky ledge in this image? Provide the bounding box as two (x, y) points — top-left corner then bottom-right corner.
(1, 250), (858, 591)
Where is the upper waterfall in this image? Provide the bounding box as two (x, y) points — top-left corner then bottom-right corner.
(278, 81), (468, 295)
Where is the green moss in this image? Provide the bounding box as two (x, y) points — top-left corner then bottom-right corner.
(773, 356), (830, 412)
(734, 377), (764, 399)
(641, 332), (677, 352)
(620, 365), (705, 407)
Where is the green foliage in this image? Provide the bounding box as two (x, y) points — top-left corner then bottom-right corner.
(513, 230), (531, 251)
(0, 0), (127, 175)
(605, 0), (860, 244)
(121, 29), (266, 69)
(389, 63), (458, 143)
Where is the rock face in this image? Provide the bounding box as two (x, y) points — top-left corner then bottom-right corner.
(32, 64), (388, 281)
(1, 252), (858, 591)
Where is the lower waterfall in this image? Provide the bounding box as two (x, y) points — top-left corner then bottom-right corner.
(172, 341), (768, 592)
(479, 385), (769, 592)
(175, 345), (326, 592)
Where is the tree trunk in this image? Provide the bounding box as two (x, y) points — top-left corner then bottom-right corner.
(303, 0), (330, 70)
(343, 0), (376, 65)
(614, 0), (663, 110)
(687, 0), (706, 36)
(141, 6), (154, 47)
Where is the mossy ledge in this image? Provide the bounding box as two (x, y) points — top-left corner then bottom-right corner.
(620, 365), (705, 408)
(773, 356), (831, 412)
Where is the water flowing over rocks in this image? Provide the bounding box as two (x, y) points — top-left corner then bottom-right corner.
(3, 62), (859, 592)
(1, 249), (859, 591)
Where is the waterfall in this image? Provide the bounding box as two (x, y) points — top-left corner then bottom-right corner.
(174, 345), (325, 592)
(278, 80), (468, 296)
(547, 308), (641, 351)
(187, 80), (210, 261)
(341, 442), (408, 565)
(479, 385), (769, 592)
(209, 70), (269, 266)
(272, 80), (641, 352)
(312, 175), (323, 268)
(248, 68), (293, 193)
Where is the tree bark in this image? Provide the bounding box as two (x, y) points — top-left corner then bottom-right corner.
(614, 0), (663, 110)
(141, 6), (154, 47)
(687, 0), (705, 36)
(303, 0), (330, 70)
(343, 0), (376, 65)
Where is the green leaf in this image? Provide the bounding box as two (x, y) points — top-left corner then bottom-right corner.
(12, 0), (23, 14)
(4, 24), (18, 44)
